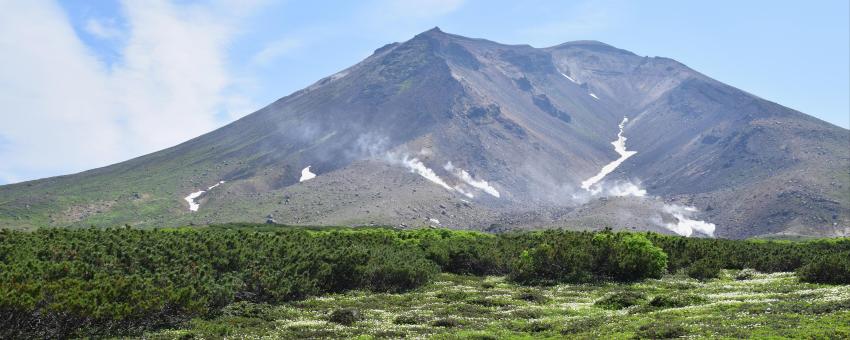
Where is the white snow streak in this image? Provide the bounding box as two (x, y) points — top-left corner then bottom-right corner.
(589, 92), (599, 100)
(184, 180), (226, 212)
(207, 180), (225, 190)
(581, 116), (636, 191)
(573, 117), (715, 237)
(662, 204), (716, 237)
(444, 162), (501, 198)
(560, 72), (578, 83)
(300, 166), (316, 182)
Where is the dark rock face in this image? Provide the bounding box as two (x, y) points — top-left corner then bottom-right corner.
(0, 28), (847, 239)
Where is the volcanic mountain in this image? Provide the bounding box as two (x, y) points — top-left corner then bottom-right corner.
(1, 28), (848, 239)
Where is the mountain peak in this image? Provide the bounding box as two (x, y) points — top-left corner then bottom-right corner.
(549, 40), (637, 56)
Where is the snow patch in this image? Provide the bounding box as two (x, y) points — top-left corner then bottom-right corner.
(300, 166), (317, 182)
(581, 116), (636, 191)
(589, 92), (599, 100)
(662, 204), (716, 237)
(444, 162), (501, 198)
(429, 218), (441, 225)
(560, 72), (578, 83)
(184, 191), (204, 212)
(184, 180), (226, 212)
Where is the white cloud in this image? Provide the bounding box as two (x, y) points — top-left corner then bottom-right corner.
(385, 0), (465, 18)
(250, 37), (302, 66)
(517, 0), (629, 46)
(0, 0), (266, 184)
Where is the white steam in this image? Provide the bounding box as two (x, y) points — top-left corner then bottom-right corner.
(581, 116), (636, 191)
(397, 155), (454, 191)
(184, 180), (225, 212)
(300, 166), (316, 182)
(444, 162), (501, 198)
(662, 204), (716, 237)
(587, 180), (646, 197)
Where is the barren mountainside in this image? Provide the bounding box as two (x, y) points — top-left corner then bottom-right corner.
(1, 27), (848, 238)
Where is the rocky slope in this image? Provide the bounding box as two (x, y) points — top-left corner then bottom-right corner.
(1, 28), (847, 238)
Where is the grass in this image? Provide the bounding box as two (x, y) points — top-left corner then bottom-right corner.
(145, 269), (850, 339)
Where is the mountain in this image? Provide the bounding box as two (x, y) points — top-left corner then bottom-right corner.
(1, 28), (847, 239)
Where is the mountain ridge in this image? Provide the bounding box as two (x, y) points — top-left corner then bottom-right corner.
(1, 28), (847, 238)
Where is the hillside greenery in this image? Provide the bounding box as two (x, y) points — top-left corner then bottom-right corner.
(0, 224), (848, 338)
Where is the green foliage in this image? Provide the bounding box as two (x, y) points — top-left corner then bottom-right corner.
(1, 225), (847, 338)
(646, 234), (850, 273)
(735, 268), (759, 280)
(328, 308), (361, 326)
(594, 291), (647, 310)
(595, 232), (668, 281)
(687, 257), (722, 280)
(0, 227), (437, 338)
(507, 230), (667, 284)
(636, 321), (689, 339)
(647, 294), (707, 309)
(798, 253), (850, 284)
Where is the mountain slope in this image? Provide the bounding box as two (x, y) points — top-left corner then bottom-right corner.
(1, 28), (847, 238)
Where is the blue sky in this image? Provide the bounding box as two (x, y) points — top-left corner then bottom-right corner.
(0, 0), (847, 185)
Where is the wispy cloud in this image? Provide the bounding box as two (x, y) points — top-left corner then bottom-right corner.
(250, 37), (303, 66)
(385, 0), (466, 18)
(84, 18), (123, 39)
(517, 0), (629, 46)
(0, 0), (267, 184)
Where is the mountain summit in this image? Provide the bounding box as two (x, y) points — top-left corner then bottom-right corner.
(1, 29), (847, 238)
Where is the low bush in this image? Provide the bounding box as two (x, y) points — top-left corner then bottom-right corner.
(648, 294), (706, 309)
(328, 308), (361, 326)
(797, 253), (850, 284)
(735, 268), (759, 281)
(686, 257), (722, 280)
(507, 231), (667, 285)
(636, 321), (689, 339)
(515, 290), (548, 303)
(594, 291), (647, 310)
(1, 225), (847, 338)
(392, 313), (428, 325)
(432, 318), (462, 328)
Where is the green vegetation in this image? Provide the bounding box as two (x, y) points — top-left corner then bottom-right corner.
(1, 224), (849, 338)
(147, 271), (850, 339)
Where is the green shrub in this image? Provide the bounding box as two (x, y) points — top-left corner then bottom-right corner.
(515, 290), (548, 303)
(507, 231), (668, 285)
(687, 258), (722, 280)
(431, 318), (462, 328)
(595, 233), (668, 281)
(636, 321), (688, 339)
(328, 308), (361, 326)
(648, 294), (706, 309)
(594, 291), (647, 310)
(393, 313), (428, 325)
(797, 253), (850, 284)
(735, 268), (759, 281)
